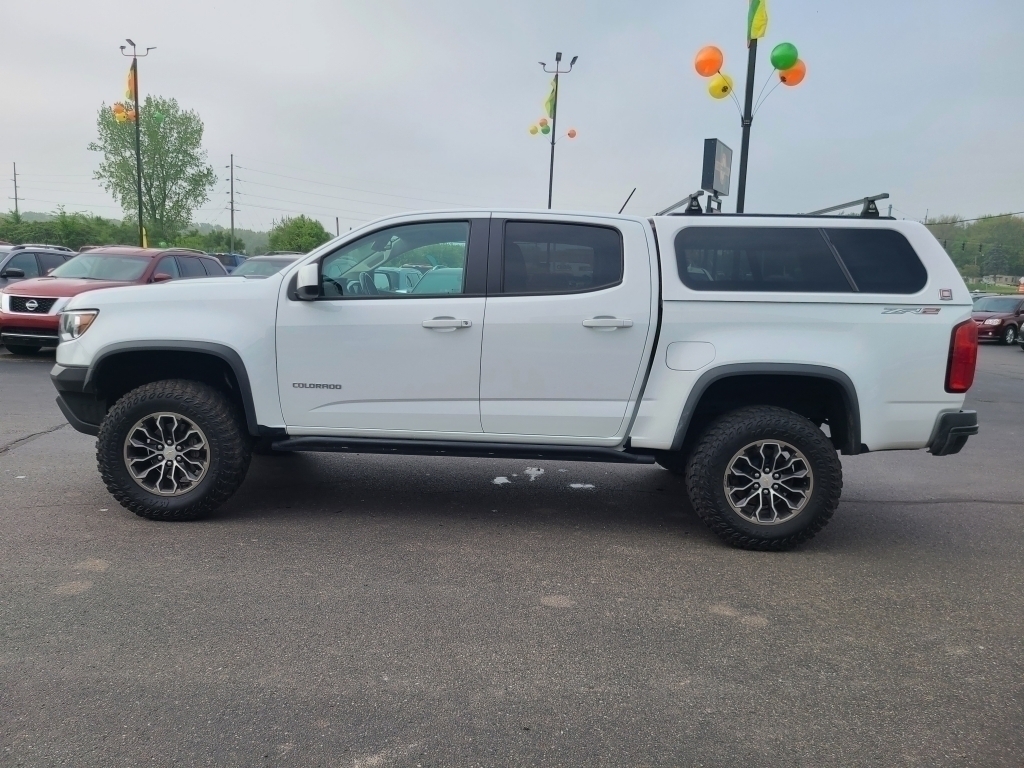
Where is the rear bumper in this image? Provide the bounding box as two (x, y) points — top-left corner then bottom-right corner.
(927, 410), (978, 456)
(51, 363), (103, 436)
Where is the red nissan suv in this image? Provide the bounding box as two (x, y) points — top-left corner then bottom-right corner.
(0, 247), (228, 354)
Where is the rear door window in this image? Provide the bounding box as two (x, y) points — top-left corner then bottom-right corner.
(177, 256), (206, 278)
(675, 227), (852, 292)
(502, 222), (623, 294)
(824, 229), (927, 294)
(200, 257), (228, 275)
(37, 252), (66, 275)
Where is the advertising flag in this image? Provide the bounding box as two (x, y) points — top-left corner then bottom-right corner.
(747, 0), (768, 44)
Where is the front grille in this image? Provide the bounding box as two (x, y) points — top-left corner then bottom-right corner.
(9, 296), (57, 314)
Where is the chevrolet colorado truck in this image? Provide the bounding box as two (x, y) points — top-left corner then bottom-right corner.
(50, 210), (979, 550)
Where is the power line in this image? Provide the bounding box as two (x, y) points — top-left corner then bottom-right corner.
(234, 156), (475, 201)
(924, 211), (1024, 225)
(234, 190), (388, 219)
(235, 177), (415, 211)
(235, 164), (471, 207)
(232, 198), (367, 223)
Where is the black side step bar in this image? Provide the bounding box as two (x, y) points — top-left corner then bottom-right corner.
(271, 436), (657, 464)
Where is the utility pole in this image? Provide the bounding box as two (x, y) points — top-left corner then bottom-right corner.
(230, 154), (235, 254)
(120, 40), (155, 247)
(11, 163), (18, 217)
(539, 52), (578, 209)
(735, 40), (758, 213)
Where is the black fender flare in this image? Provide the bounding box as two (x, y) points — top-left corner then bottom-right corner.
(85, 340), (260, 436)
(670, 363), (863, 455)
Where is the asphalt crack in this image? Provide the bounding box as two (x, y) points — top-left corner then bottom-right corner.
(0, 424), (67, 456)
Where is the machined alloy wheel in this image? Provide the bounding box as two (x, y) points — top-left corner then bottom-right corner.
(97, 379), (251, 521)
(723, 440), (813, 525)
(1003, 325), (1017, 345)
(686, 405), (843, 551)
(123, 412), (210, 496)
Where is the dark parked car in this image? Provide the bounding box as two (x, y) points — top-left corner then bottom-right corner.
(0, 244), (77, 289)
(231, 253), (301, 277)
(0, 247), (228, 354)
(972, 295), (1024, 345)
(209, 252), (248, 272)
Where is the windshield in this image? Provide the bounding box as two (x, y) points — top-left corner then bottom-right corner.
(973, 297), (1020, 313)
(50, 254), (150, 281)
(233, 258), (294, 277)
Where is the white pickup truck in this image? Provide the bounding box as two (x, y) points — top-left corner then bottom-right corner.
(50, 210), (979, 550)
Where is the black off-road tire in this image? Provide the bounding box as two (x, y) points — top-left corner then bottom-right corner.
(4, 344), (41, 355)
(97, 379), (251, 521)
(655, 451), (688, 476)
(685, 405), (842, 551)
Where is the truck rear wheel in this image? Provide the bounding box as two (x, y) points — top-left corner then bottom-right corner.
(685, 406), (842, 551)
(97, 379), (251, 521)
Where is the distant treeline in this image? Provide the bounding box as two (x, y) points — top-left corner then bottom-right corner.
(926, 214), (1024, 278)
(0, 209), (270, 255)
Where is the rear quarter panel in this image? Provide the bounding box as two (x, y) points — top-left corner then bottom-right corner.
(632, 217), (971, 451)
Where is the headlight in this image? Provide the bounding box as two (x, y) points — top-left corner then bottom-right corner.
(58, 310), (99, 342)
(983, 318), (1002, 326)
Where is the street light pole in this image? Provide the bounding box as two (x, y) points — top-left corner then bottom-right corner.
(539, 52), (578, 209)
(120, 40), (155, 247)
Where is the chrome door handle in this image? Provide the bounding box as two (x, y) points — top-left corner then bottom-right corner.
(582, 318), (633, 328)
(422, 317), (472, 329)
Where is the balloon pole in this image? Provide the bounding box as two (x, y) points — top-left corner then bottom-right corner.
(121, 41), (155, 247)
(548, 69), (558, 210)
(736, 39), (757, 214)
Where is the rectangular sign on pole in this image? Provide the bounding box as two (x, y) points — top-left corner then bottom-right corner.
(701, 139), (733, 197)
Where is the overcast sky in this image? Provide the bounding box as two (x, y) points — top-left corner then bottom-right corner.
(2, 0), (1022, 232)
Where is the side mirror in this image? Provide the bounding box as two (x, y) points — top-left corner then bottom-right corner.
(296, 262), (320, 300)
(152, 273), (173, 283)
(2, 268), (25, 278)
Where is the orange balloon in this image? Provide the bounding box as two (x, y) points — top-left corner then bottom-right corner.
(567, 128), (577, 139)
(779, 59), (807, 86)
(694, 46), (724, 78)
(111, 103), (125, 114)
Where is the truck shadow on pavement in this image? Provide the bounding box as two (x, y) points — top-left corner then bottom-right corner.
(217, 451), (712, 539)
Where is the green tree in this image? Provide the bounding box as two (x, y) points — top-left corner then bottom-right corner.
(268, 215), (331, 253)
(89, 96), (217, 244)
(173, 228), (247, 255)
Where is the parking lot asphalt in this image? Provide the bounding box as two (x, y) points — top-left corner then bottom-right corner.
(1, 345), (1022, 767)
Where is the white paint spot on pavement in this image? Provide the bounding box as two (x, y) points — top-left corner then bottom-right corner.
(523, 467), (545, 482)
(15, 476), (25, 479)
(493, 477), (511, 485)
(569, 483), (595, 489)
(75, 558), (110, 573)
(54, 581), (93, 596)
(710, 603), (768, 627)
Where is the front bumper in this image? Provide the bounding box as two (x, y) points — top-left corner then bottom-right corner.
(0, 310), (60, 348)
(927, 410), (978, 456)
(51, 363), (104, 436)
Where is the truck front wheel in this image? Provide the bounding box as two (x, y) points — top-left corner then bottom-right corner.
(97, 380), (252, 521)
(685, 406), (842, 551)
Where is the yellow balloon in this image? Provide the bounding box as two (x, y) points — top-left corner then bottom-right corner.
(529, 125), (539, 135)
(708, 73), (734, 99)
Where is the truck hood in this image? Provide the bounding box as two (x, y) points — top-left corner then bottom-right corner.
(63, 275), (266, 312)
(3, 276), (133, 298)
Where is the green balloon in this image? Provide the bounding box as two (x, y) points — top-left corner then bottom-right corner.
(770, 42), (799, 71)
(153, 111), (166, 124)
(540, 125), (551, 135)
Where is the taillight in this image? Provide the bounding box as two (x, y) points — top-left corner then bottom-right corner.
(945, 320), (978, 393)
